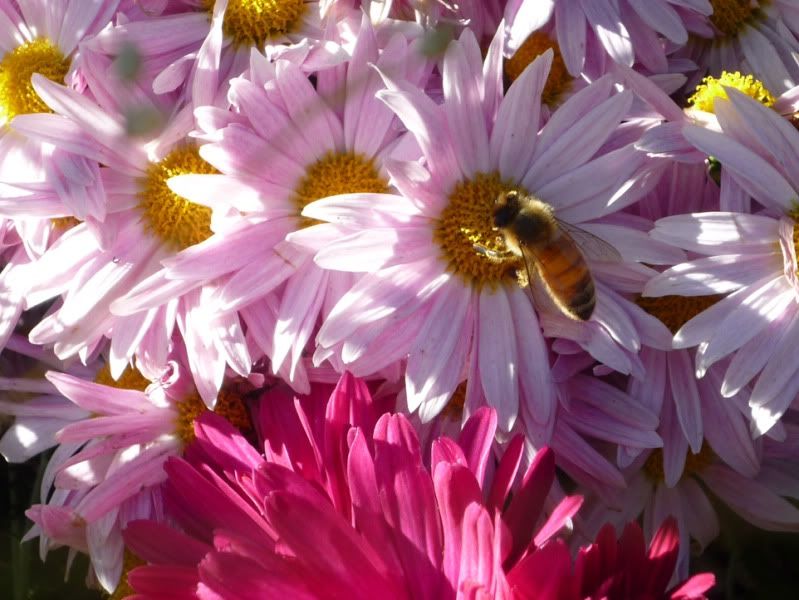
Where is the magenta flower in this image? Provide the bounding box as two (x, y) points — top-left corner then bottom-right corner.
(511, 517), (715, 600)
(123, 372), (583, 598)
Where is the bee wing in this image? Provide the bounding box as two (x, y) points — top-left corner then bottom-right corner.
(556, 219), (622, 263)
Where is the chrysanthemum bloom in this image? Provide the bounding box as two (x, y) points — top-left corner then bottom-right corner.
(511, 517), (715, 599)
(0, 334), (94, 463)
(643, 88), (799, 434)
(87, 0), (353, 114)
(0, 1), (120, 177)
(680, 0), (799, 95)
(579, 428), (799, 580)
(621, 156), (758, 474)
(123, 372), (584, 598)
(23, 360), (252, 592)
(403, 366), (662, 492)
(167, 18), (430, 390)
(0, 0), (126, 265)
(299, 30), (682, 432)
(7, 73), (258, 403)
(632, 67), (799, 186)
(503, 0), (712, 77)
(369, 0), (504, 45)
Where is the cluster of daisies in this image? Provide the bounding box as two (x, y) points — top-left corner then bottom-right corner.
(3, 0), (799, 597)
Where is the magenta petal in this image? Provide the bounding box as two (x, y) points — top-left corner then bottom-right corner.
(372, 414), (447, 598)
(434, 463), (482, 590)
(127, 564), (200, 599)
(502, 447), (555, 566)
(534, 494), (583, 547)
(124, 520), (211, 566)
(487, 435), (524, 513)
(265, 491), (398, 596)
(506, 539), (575, 598)
(458, 407), (498, 487)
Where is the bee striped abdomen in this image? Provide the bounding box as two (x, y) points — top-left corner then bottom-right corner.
(533, 234), (595, 320)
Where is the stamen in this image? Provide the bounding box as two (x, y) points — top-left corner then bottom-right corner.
(789, 214), (799, 274)
(688, 71), (775, 112)
(434, 172), (524, 289)
(636, 294), (723, 334)
(709, 0), (763, 38)
(291, 151), (389, 229)
(643, 443), (715, 482)
(0, 38), (70, 123)
(203, 0), (307, 47)
(51, 217), (81, 230)
(94, 364), (151, 391)
(505, 32), (571, 106)
(440, 381), (467, 420)
(139, 146), (217, 251)
(108, 551), (146, 600)
(174, 388), (252, 445)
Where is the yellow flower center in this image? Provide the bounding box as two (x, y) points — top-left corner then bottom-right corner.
(788, 213), (799, 273)
(51, 216), (81, 230)
(203, 0), (307, 47)
(505, 32), (571, 106)
(138, 146), (218, 251)
(94, 364), (151, 391)
(434, 172), (524, 289)
(174, 388), (252, 445)
(688, 71), (775, 112)
(709, 0), (764, 38)
(109, 551), (146, 600)
(0, 38), (70, 123)
(291, 151), (389, 229)
(440, 381), (467, 420)
(636, 294), (723, 334)
(644, 443), (715, 482)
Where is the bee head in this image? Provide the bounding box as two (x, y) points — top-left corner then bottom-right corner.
(493, 190), (521, 229)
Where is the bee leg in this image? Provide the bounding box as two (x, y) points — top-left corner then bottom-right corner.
(473, 243), (513, 261)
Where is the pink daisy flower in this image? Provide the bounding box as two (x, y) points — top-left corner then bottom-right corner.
(643, 88), (799, 434)
(620, 154), (760, 476)
(369, 0), (504, 45)
(0, 1), (119, 174)
(86, 0), (352, 114)
(580, 427), (799, 580)
(298, 30), (681, 431)
(166, 18), (429, 391)
(630, 65), (799, 185)
(0, 334), (93, 463)
(23, 359), (252, 592)
(503, 0), (712, 76)
(8, 74), (254, 403)
(681, 0), (799, 95)
(123, 372), (583, 598)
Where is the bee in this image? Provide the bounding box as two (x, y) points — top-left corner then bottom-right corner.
(487, 190), (620, 321)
